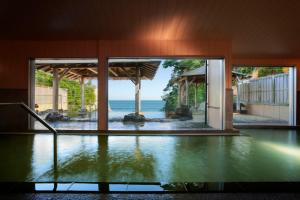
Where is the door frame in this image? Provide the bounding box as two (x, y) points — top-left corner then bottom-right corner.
(289, 67), (297, 126)
(28, 58), (36, 130)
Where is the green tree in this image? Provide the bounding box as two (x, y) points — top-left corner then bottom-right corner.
(232, 66), (255, 75)
(232, 66), (285, 77)
(84, 80), (96, 107)
(162, 59), (206, 112)
(232, 66), (286, 86)
(35, 70), (96, 115)
(35, 70), (53, 86)
(257, 67), (284, 77)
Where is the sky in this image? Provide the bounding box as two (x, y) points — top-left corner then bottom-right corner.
(109, 63), (173, 100)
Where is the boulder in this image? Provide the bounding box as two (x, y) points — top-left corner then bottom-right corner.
(78, 109), (87, 117)
(45, 112), (69, 122)
(123, 113), (146, 122)
(166, 111), (177, 118)
(175, 105), (193, 119)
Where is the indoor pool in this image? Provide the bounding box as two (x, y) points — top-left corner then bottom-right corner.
(0, 129), (299, 184)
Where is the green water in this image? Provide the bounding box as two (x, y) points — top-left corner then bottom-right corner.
(0, 129), (299, 183)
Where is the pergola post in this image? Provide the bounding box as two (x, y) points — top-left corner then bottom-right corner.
(236, 83), (240, 112)
(194, 83), (197, 108)
(177, 82), (182, 107)
(80, 76), (86, 112)
(52, 68), (59, 112)
(135, 67), (141, 115)
(185, 78), (189, 106)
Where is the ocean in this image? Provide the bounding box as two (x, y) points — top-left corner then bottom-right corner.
(109, 100), (165, 119)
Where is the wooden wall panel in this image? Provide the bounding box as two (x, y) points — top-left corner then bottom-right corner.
(2, 40), (299, 130)
(0, 89), (28, 131)
(0, 40), (98, 89)
(1, 0), (300, 59)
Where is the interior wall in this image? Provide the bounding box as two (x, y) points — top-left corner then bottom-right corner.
(0, 89), (28, 131)
(0, 39), (269, 132)
(0, 39), (234, 131)
(0, 41), (98, 131)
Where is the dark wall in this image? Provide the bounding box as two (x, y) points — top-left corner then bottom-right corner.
(0, 89), (28, 132)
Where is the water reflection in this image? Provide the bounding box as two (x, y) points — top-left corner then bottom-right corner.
(107, 136), (155, 181)
(0, 129), (300, 183)
(0, 135), (34, 181)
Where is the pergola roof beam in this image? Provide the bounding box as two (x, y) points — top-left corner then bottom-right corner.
(119, 67), (136, 84)
(109, 68), (119, 77)
(58, 68), (71, 81)
(87, 68), (98, 74)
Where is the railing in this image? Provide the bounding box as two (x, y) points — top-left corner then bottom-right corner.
(0, 102), (57, 134)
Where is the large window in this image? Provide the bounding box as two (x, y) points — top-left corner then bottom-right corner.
(108, 58), (225, 131)
(232, 66), (296, 126)
(33, 59), (98, 130)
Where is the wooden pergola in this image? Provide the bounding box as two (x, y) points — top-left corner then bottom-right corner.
(177, 66), (206, 108)
(36, 59), (161, 115)
(36, 60), (98, 113)
(108, 59), (161, 115)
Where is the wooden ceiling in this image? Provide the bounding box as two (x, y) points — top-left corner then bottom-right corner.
(1, 0), (300, 57)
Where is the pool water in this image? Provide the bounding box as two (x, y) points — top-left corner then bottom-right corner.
(0, 129), (299, 183)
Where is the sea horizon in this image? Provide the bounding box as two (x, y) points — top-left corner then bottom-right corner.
(109, 100), (165, 118)
(109, 99), (163, 101)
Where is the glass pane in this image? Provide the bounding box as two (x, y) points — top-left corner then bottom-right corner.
(232, 66), (292, 126)
(34, 59), (98, 130)
(108, 58), (224, 131)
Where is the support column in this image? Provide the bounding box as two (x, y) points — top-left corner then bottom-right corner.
(52, 68), (59, 112)
(80, 76), (86, 112)
(225, 57), (233, 130)
(98, 54), (108, 131)
(236, 83), (240, 112)
(135, 67), (141, 115)
(194, 83), (197, 108)
(28, 59), (36, 129)
(185, 78), (189, 106)
(177, 82), (181, 107)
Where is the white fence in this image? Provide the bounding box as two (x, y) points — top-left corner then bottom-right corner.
(238, 73), (289, 105)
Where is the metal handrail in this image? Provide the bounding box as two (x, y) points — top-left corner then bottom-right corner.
(0, 102), (57, 134)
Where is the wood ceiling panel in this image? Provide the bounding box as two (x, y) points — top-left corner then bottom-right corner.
(0, 0), (300, 57)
